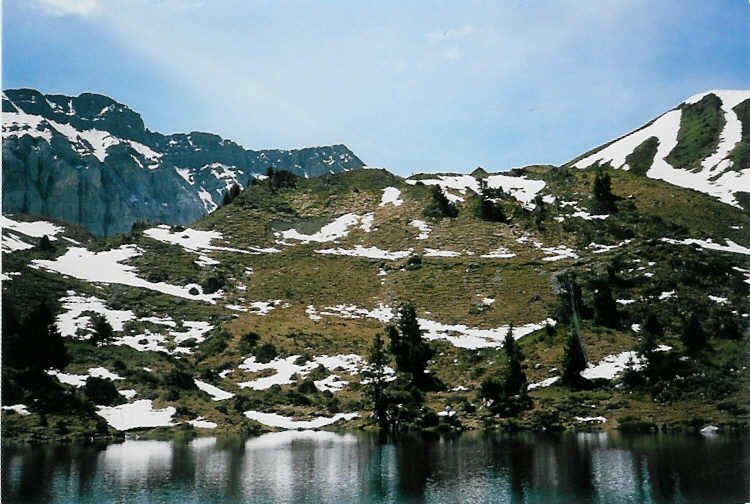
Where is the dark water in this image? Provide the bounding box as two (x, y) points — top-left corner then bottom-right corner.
(2, 430), (748, 503)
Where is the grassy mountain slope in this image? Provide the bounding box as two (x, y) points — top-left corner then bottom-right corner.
(3, 165), (748, 442)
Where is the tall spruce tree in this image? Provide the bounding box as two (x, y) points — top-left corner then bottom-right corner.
(363, 331), (391, 431)
(562, 324), (587, 388)
(476, 179), (506, 222)
(388, 302), (433, 388)
(501, 325), (527, 396)
(532, 194), (546, 229)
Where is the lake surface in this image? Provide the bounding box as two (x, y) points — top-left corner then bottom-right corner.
(3, 430), (748, 503)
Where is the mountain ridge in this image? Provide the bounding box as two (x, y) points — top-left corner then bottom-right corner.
(2, 88), (364, 236)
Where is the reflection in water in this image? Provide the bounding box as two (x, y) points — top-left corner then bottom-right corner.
(2, 431), (748, 503)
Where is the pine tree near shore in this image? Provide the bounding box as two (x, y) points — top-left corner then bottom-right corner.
(562, 323), (587, 388)
(363, 331), (391, 431)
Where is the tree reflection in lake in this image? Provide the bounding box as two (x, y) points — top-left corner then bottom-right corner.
(2, 430), (748, 503)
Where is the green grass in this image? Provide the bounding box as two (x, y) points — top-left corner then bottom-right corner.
(624, 136), (659, 176)
(666, 93), (725, 171)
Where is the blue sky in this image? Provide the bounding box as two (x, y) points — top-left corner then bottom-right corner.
(3, 0), (749, 175)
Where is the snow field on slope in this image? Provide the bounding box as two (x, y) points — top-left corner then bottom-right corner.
(305, 302), (556, 349)
(2, 216), (64, 238)
(379, 187), (403, 207)
(315, 245), (413, 260)
(405, 173), (546, 207)
(409, 219), (431, 240)
(144, 224), (279, 257)
(194, 379), (235, 401)
(660, 237), (750, 256)
(96, 400), (175, 431)
(31, 245), (223, 303)
(47, 367), (123, 387)
(529, 345), (672, 389)
(276, 213), (374, 243)
(114, 320), (214, 354)
(56, 292), (135, 338)
(237, 354), (363, 392)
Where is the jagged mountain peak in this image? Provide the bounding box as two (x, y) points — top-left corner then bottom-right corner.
(2, 88), (364, 235)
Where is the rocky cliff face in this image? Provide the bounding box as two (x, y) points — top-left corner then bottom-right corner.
(2, 89), (364, 235)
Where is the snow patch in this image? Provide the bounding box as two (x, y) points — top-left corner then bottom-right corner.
(315, 245), (413, 260)
(194, 379), (234, 401)
(2, 216), (64, 239)
(238, 354), (362, 391)
(277, 213), (366, 243)
(56, 291), (135, 338)
(379, 187), (403, 207)
(97, 400), (176, 431)
(409, 219), (431, 240)
(661, 237), (750, 256)
(243, 411), (358, 430)
(31, 246), (223, 303)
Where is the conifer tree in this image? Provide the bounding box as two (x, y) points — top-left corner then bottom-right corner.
(501, 325), (527, 396)
(21, 301), (69, 371)
(590, 280), (619, 328)
(476, 179), (506, 222)
(424, 186), (458, 218)
(222, 183), (241, 206)
(388, 302), (433, 388)
(90, 315), (114, 346)
(682, 314), (706, 355)
(637, 317), (660, 380)
(363, 331), (391, 431)
(591, 170), (616, 212)
(38, 234), (54, 251)
(532, 194), (546, 229)
(562, 324), (587, 388)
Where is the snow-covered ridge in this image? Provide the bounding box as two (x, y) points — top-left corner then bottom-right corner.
(2, 111), (162, 166)
(573, 90), (750, 207)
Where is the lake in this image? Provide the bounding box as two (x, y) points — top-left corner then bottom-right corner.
(2, 430), (748, 503)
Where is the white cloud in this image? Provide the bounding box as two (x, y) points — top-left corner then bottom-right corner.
(31, 0), (100, 16)
(426, 25), (475, 43)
